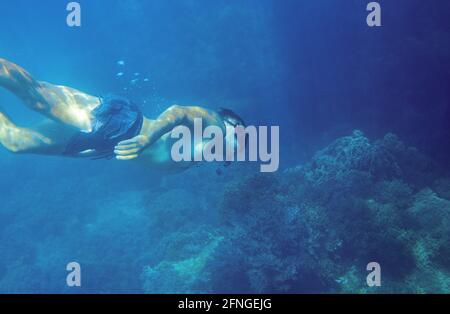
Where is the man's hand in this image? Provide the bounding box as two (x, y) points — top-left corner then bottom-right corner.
(114, 134), (150, 160)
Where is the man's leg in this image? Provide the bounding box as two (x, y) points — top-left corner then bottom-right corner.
(0, 58), (100, 131)
(0, 110), (73, 155)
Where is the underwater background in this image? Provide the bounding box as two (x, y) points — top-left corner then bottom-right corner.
(0, 0), (449, 293)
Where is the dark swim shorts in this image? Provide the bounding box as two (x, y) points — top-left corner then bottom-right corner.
(64, 94), (144, 159)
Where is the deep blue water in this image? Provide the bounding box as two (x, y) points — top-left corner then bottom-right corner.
(0, 0), (449, 293)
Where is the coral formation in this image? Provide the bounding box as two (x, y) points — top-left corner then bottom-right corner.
(141, 130), (450, 293)
(1, 130), (449, 293)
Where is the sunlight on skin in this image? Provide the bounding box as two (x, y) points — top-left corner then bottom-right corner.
(0, 60), (36, 92)
(0, 112), (53, 153)
(114, 105), (225, 160)
(0, 58), (100, 132)
(0, 58), (102, 154)
(0, 62), (8, 77)
(40, 84), (100, 131)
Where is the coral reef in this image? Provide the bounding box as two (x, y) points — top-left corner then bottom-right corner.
(142, 230), (223, 293)
(1, 130), (449, 293)
(141, 130), (450, 293)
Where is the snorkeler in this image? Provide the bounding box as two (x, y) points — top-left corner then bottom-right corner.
(0, 58), (245, 171)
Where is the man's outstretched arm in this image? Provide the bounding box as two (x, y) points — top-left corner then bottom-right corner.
(114, 105), (225, 160)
